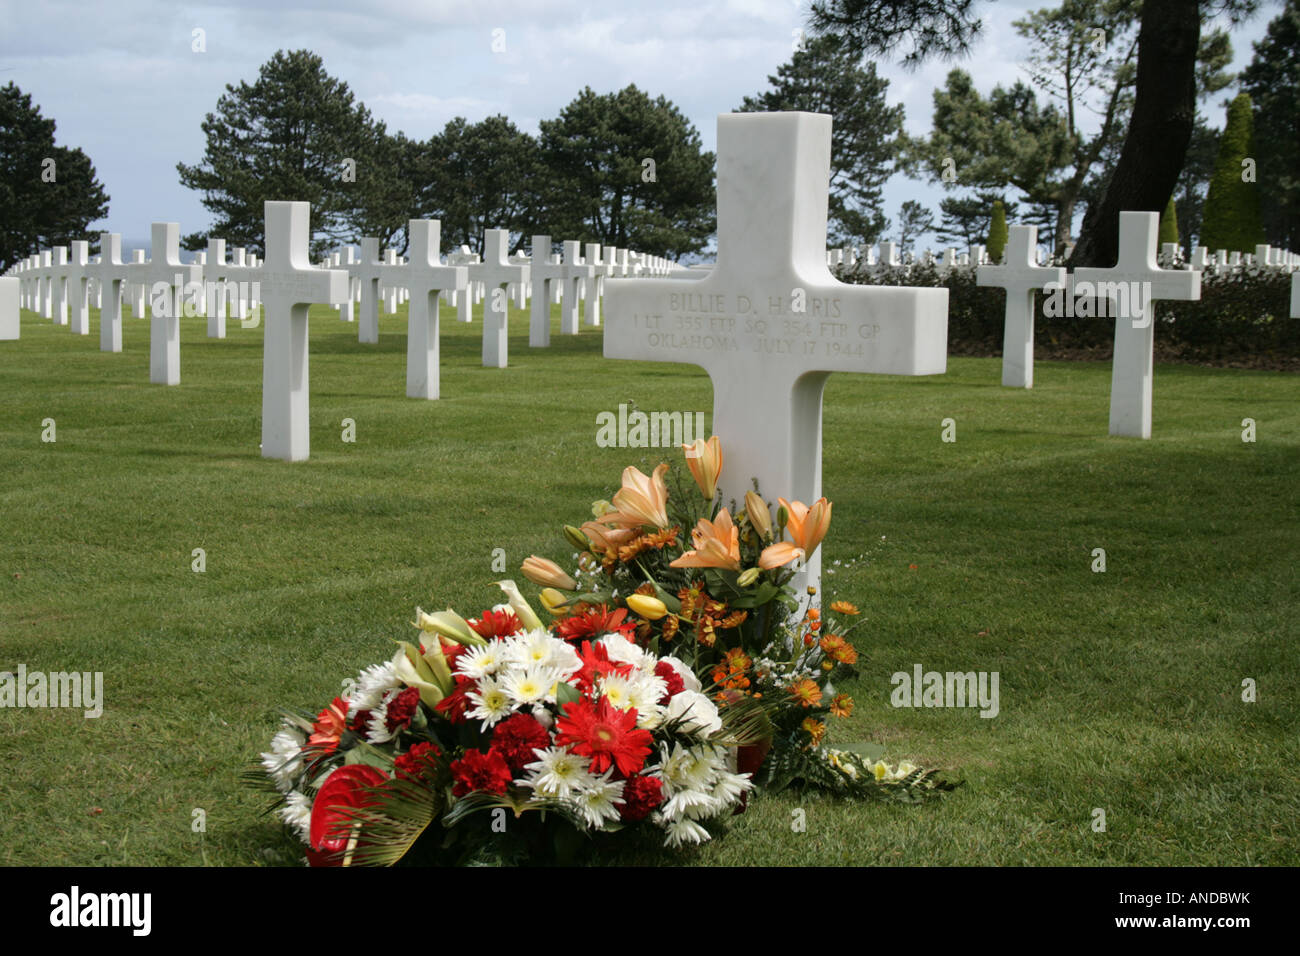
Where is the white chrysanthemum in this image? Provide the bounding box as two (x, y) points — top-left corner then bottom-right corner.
(652, 741), (694, 789)
(661, 817), (712, 848)
(596, 673), (634, 711)
(466, 676), (513, 728)
(346, 661), (400, 719)
(278, 790), (313, 842)
(547, 638), (582, 678)
(661, 787), (720, 822)
(504, 629), (565, 669)
(708, 770), (753, 808)
(364, 687), (410, 744)
(261, 728), (306, 793)
(501, 664), (563, 707)
(521, 746), (594, 800)
(457, 642), (505, 680)
(569, 771), (625, 829)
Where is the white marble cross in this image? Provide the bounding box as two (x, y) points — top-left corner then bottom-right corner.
(1074, 211), (1200, 439)
(388, 219), (466, 399)
(584, 244), (605, 327)
(256, 201), (349, 461)
(92, 233), (132, 352)
(976, 225), (1065, 388)
(0, 276), (17, 340)
(206, 238), (229, 338)
(528, 235), (566, 347)
(469, 229), (528, 368)
(129, 250), (147, 317)
(604, 112), (948, 593)
(351, 238), (385, 344)
(128, 223), (201, 385)
(49, 247), (70, 326)
(560, 240), (594, 335)
(65, 241), (93, 335)
(1290, 270), (1299, 319)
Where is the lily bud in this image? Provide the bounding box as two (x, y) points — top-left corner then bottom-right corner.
(539, 587), (569, 616)
(591, 499), (616, 519)
(737, 566), (762, 587)
(563, 525), (591, 552)
(744, 491), (772, 539)
(414, 607), (485, 646)
(521, 555), (578, 591)
(682, 436), (723, 500)
(495, 579), (544, 632)
(626, 594), (668, 620)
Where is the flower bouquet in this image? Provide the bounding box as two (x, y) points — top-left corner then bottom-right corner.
(258, 583), (761, 866)
(519, 437), (954, 800)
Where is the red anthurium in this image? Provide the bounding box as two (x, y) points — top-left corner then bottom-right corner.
(308, 764), (390, 865)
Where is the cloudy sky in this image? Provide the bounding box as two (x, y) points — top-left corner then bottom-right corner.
(0, 0), (1277, 254)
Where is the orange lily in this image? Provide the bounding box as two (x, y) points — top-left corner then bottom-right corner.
(780, 497), (832, 556)
(682, 436), (723, 500)
(758, 541), (805, 570)
(609, 463), (671, 529)
(579, 520), (637, 553)
(670, 509), (742, 571)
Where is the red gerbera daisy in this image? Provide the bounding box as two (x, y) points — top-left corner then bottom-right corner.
(469, 608), (522, 639)
(572, 641), (634, 693)
(555, 696), (653, 777)
(490, 712), (553, 772)
(554, 605), (636, 643)
(449, 748), (513, 797)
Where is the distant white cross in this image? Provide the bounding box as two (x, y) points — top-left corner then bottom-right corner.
(387, 219), (467, 399)
(1074, 211), (1200, 439)
(469, 229), (528, 368)
(255, 201), (350, 461)
(976, 225), (1065, 388)
(91, 233), (133, 352)
(126, 223), (201, 386)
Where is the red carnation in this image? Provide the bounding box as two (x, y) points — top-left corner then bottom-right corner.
(393, 741), (442, 779)
(469, 608), (522, 639)
(349, 709), (372, 734)
(434, 676), (475, 725)
(385, 686), (422, 732)
(449, 748), (514, 797)
(555, 696), (653, 778)
(654, 660), (685, 702)
(490, 712), (553, 772)
(619, 774), (664, 822)
(554, 605), (636, 643)
(308, 764), (390, 865)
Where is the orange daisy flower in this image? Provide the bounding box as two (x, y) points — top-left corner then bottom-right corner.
(830, 693), (854, 718)
(830, 600), (860, 615)
(801, 717), (827, 746)
(788, 678), (823, 708)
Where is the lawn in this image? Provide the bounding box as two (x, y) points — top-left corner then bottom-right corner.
(1, 300), (1296, 866)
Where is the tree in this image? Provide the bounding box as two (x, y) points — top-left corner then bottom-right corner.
(0, 82), (110, 272)
(176, 49), (379, 257)
(347, 128), (423, 254)
(1159, 195), (1180, 246)
(737, 33), (904, 245)
(1199, 92), (1264, 253)
(537, 86), (714, 259)
(895, 200), (935, 254)
(1240, 0), (1300, 251)
(420, 116), (541, 257)
(987, 199), (1008, 261)
(809, 0), (1261, 268)
(1172, 117), (1219, 253)
(932, 191), (1018, 247)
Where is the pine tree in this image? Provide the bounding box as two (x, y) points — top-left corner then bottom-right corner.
(987, 199), (1008, 262)
(0, 82), (110, 272)
(1197, 93), (1264, 254)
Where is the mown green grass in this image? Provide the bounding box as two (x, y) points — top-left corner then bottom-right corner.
(1, 301), (1296, 866)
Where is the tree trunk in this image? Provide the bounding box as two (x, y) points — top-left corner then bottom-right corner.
(1068, 0), (1200, 268)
